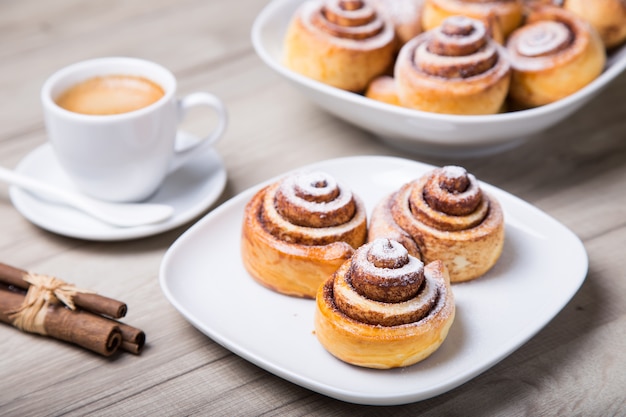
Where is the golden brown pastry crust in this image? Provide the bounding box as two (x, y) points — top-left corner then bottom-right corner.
(506, 6), (606, 107)
(364, 75), (401, 106)
(368, 166), (505, 283)
(283, 0), (397, 92)
(563, 0), (626, 49)
(394, 16), (511, 115)
(314, 239), (455, 369)
(422, 0), (524, 40)
(241, 171), (367, 298)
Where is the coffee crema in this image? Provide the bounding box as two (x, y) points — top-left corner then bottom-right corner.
(55, 75), (165, 115)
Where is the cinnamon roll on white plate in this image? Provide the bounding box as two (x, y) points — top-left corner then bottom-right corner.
(241, 171), (367, 298)
(315, 238), (455, 369)
(368, 165), (505, 282)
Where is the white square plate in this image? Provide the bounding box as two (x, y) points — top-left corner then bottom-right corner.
(159, 156), (587, 405)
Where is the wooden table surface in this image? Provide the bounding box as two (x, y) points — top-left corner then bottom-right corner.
(1, 0), (625, 415)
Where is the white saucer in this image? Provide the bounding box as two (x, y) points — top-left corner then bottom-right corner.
(9, 135), (227, 241)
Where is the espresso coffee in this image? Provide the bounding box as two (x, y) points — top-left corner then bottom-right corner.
(56, 75), (165, 115)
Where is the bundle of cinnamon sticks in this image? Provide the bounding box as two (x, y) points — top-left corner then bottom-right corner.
(0, 262), (145, 357)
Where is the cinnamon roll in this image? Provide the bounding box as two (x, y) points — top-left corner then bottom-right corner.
(241, 171), (367, 298)
(506, 6), (606, 108)
(368, 166), (505, 283)
(394, 16), (511, 115)
(315, 238), (455, 369)
(283, 0), (396, 92)
(523, 0), (563, 5)
(369, 0), (425, 47)
(364, 75), (401, 105)
(563, 0), (626, 49)
(422, 0), (524, 40)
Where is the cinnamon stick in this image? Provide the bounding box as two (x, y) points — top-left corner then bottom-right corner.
(117, 322), (146, 354)
(0, 263), (127, 318)
(0, 288), (122, 357)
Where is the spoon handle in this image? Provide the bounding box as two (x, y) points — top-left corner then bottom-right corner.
(0, 165), (173, 227)
(0, 165), (79, 204)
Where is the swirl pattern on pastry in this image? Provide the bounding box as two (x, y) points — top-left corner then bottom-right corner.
(422, 0), (524, 40)
(414, 165), (489, 231)
(394, 16), (511, 114)
(506, 6), (606, 107)
(315, 238), (455, 369)
(368, 166), (505, 282)
(241, 171), (367, 298)
(283, 0), (396, 92)
(311, 0), (386, 39)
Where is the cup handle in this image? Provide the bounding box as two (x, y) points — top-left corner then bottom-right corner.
(168, 92), (228, 173)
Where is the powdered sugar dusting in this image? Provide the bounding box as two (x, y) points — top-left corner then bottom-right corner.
(414, 19), (498, 79)
(333, 255), (440, 322)
(299, 0), (395, 50)
(323, 0), (376, 22)
(441, 16), (485, 41)
(441, 165), (467, 180)
(515, 21), (570, 57)
(278, 171), (353, 214)
(354, 239), (423, 283)
(367, 238), (408, 264)
(370, 0), (422, 25)
(294, 171), (337, 198)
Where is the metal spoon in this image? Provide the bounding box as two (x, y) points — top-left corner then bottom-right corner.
(0, 165), (174, 228)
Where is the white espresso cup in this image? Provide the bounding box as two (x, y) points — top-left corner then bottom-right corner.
(41, 57), (227, 202)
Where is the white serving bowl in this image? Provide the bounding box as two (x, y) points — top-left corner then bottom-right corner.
(251, 0), (626, 157)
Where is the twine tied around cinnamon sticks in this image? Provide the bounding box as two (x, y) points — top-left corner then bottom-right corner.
(0, 263), (145, 357)
(9, 273), (94, 335)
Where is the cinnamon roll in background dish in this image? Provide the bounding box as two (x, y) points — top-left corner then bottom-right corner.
(315, 238), (455, 369)
(279, 0), (618, 117)
(563, 0), (626, 49)
(422, 0), (524, 40)
(523, 0), (563, 5)
(394, 16), (511, 115)
(506, 6), (606, 108)
(368, 166), (505, 283)
(241, 171), (367, 299)
(369, 0), (425, 47)
(364, 75), (401, 105)
(282, 0), (396, 92)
